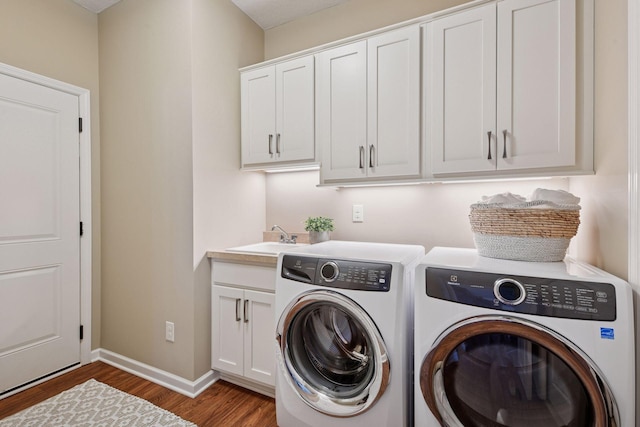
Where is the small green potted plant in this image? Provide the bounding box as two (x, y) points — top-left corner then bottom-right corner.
(304, 216), (335, 244)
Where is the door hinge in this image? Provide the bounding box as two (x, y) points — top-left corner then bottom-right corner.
(79, 325), (84, 340)
(79, 117), (83, 133)
(80, 221), (84, 236)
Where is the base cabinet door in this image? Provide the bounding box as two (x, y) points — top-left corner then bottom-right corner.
(212, 285), (275, 387)
(243, 290), (276, 386)
(211, 285), (245, 377)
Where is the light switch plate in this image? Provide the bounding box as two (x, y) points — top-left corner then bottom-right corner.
(352, 204), (364, 222)
(165, 321), (175, 342)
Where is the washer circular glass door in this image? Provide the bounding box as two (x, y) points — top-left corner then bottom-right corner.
(420, 315), (618, 427)
(276, 290), (390, 417)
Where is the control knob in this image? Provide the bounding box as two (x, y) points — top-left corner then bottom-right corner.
(320, 261), (339, 282)
(494, 278), (526, 305)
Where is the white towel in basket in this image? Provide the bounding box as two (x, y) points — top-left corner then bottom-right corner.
(475, 189), (581, 210)
(479, 192), (526, 205)
(530, 188), (580, 205)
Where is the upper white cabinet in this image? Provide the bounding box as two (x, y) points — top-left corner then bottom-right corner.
(427, 0), (585, 176)
(317, 25), (421, 183)
(497, 0), (576, 170)
(426, 4), (497, 175)
(239, 0), (592, 183)
(241, 56), (315, 168)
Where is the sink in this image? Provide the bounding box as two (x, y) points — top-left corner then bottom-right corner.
(226, 242), (309, 255)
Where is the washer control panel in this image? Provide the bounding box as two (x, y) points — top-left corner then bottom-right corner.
(425, 267), (616, 321)
(282, 255), (392, 292)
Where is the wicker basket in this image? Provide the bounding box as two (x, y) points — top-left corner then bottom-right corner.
(469, 202), (580, 262)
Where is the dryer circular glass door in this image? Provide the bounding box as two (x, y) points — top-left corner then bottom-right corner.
(419, 315), (618, 427)
(276, 290), (389, 417)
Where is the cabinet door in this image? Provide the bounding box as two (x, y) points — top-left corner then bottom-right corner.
(241, 66), (276, 165)
(211, 285), (245, 377)
(243, 290), (276, 386)
(368, 25), (421, 178)
(497, 0), (575, 170)
(276, 56), (315, 163)
(427, 3), (497, 175)
(317, 41), (368, 181)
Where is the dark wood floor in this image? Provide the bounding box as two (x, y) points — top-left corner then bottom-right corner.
(0, 361), (277, 426)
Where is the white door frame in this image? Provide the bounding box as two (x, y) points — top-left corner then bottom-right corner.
(630, 0), (640, 288)
(628, 2), (640, 426)
(0, 62), (92, 366)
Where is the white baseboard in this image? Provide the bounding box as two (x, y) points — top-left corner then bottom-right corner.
(94, 348), (219, 398)
(218, 372), (275, 398)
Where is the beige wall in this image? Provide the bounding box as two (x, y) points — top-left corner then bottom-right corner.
(191, 0), (265, 376)
(266, 172), (570, 249)
(264, 0), (630, 279)
(265, 0), (469, 59)
(99, 0), (195, 379)
(570, 0), (628, 279)
(99, 0), (264, 380)
(0, 0), (102, 347)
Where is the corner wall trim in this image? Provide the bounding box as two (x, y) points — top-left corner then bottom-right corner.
(94, 349), (219, 398)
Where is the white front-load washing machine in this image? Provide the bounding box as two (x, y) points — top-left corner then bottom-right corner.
(415, 247), (634, 427)
(275, 241), (424, 427)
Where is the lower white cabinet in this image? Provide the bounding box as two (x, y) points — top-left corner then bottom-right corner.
(211, 262), (276, 391)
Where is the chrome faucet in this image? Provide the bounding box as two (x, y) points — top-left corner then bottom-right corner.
(271, 225), (297, 244)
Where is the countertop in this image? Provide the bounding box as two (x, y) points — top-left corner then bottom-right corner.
(206, 249), (278, 267)
(207, 231), (309, 267)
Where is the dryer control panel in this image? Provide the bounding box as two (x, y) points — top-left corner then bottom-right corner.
(426, 267), (616, 321)
(281, 255), (392, 291)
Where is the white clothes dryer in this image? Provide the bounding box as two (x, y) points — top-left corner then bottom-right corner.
(275, 241), (424, 427)
(414, 247), (634, 427)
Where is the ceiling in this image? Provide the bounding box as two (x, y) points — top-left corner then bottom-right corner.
(72, 0), (121, 14)
(230, 0), (349, 29)
(72, 0), (349, 29)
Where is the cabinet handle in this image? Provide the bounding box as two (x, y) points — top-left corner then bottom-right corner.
(502, 129), (508, 159)
(369, 145), (375, 168)
(235, 298), (241, 322)
(244, 299), (249, 323)
(359, 146), (365, 169)
(268, 134), (273, 155)
(276, 133), (281, 155)
(487, 131), (492, 160)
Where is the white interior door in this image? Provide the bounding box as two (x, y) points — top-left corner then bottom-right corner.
(0, 72), (80, 394)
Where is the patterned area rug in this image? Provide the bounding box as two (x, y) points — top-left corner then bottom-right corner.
(0, 379), (196, 426)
